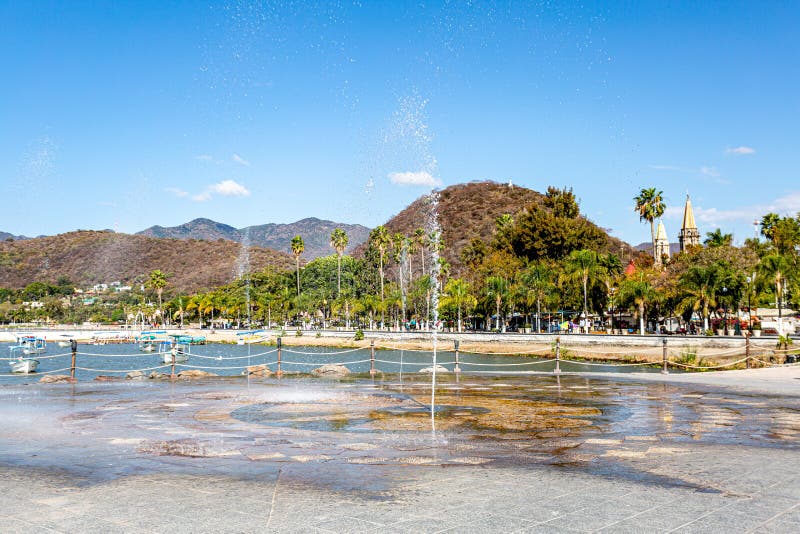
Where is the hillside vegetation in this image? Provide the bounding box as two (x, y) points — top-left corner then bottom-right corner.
(379, 181), (636, 275)
(0, 231), (296, 293)
(138, 217), (370, 259)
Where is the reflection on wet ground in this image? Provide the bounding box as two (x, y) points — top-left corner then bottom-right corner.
(1, 374), (798, 490)
(3, 374), (800, 532)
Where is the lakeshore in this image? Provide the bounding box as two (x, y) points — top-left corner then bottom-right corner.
(0, 326), (791, 367)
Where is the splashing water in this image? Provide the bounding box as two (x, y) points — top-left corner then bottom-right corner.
(235, 227), (251, 326)
(426, 190), (442, 432)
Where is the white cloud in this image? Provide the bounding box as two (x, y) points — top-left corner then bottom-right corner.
(172, 180), (250, 202)
(165, 187), (189, 198)
(388, 170), (441, 187)
(232, 153), (251, 166)
(210, 179), (250, 197)
(726, 146), (755, 155)
(664, 192), (800, 225)
(700, 166), (720, 178)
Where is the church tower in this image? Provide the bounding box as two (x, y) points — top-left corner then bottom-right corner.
(654, 220), (671, 266)
(679, 194), (701, 252)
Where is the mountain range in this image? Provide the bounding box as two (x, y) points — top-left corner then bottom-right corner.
(137, 217), (371, 260)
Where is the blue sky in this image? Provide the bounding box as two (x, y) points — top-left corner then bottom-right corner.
(1, 1), (798, 246)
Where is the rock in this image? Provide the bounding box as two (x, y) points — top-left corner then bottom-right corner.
(126, 370), (145, 380)
(312, 364), (350, 377)
(419, 365), (449, 374)
(177, 369), (218, 379)
(246, 364), (272, 377)
(94, 375), (122, 382)
(148, 372), (170, 380)
(39, 374), (72, 384)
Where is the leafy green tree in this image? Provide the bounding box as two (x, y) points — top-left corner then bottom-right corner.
(677, 265), (719, 332)
(759, 254), (792, 333)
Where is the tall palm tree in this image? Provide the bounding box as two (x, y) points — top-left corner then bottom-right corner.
(562, 249), (604, 322)
(522, 262), (555, 333)
(760, 254), (791, 334)
(147, 270), (167, 323)
(329, 228), (349, 298)
(290, 235), (304, 297)
(413, 228), (427, 276)
(634, 188), (666, 262)
(485, 276), (509, 331)
(370, 225), (390, 327)
(441, 278), (477, 332)
(704, 228), (733, 247)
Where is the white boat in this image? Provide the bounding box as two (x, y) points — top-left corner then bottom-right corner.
(8, 346), (39, 374)
(57, 334), (75, 348)
(17, 335), (47, 355)
(162, 343), (189, 364)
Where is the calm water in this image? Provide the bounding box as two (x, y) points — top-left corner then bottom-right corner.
(0, 341), (666, 384)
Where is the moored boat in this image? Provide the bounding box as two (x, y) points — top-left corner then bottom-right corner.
(8, 346), (39, 374)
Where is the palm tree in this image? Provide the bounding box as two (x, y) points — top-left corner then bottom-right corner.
(634, 188), (666, 262)
(620, 275), (656, 334)
(485, 276), (509, 331)
(704, 228), (733, 247)
(370, 225), (390, 327)
(522, 262), (555, 333)
(760, 254), (791, 334)
(329, 228), (349, 298)
(290, 235), (304, 297)
(441, 278), (477, 332)
(562, 249), (604, 323)
(147, 270), (167, 324)
(677, 265), (718, 332)
(413, 228), (427, 275)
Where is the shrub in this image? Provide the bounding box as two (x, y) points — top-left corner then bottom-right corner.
(354, 329), (364, 341)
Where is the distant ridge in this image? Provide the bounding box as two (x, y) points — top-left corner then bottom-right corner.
(0, 230), (296, 293)
(0, 231), (30, 241)
(138, 217), (371, 259)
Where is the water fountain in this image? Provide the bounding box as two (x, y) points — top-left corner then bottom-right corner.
(426, 190), (442, 431)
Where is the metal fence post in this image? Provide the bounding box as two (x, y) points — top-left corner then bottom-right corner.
(554, 336), (561, 375)
(170, 346), (177, 380)
(70, 339), (77, 380)
(661, 338), (668, 375)
(454, 339), (461, 374)
(745, 332), (751, 369)
(370, 340), (376, 376)
(276, 337), (283, 377)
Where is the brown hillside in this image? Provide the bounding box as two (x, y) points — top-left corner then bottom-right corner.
(0, 231), (296, 293)
(377, 181), (545, 273)
(373, 181), (640, 274)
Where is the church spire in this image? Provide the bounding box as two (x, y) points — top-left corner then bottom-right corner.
(654, 220), (670, 266)
(679, 194), (700, 252)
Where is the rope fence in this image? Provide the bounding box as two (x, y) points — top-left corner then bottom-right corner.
(2, 335), (798, 380)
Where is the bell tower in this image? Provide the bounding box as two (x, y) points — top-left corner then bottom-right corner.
(679, 194), (700, 252)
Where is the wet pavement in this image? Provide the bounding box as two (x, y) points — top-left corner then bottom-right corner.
(1, 374), (799, 532)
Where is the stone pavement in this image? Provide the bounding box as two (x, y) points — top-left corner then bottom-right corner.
(0, 374), (798, 533)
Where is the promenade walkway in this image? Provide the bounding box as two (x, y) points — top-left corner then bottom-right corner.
(1, 370), (798, 532)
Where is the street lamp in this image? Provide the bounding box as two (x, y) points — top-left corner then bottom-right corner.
(722, 286), (729, 335)
(609, 287), (617, 334)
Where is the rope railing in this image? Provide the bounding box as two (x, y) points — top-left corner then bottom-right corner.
(0, 352), (73, 361)
(666, 357), (751, 370)
(280, 359), (373, 366)
(281, 347), (365, 356)
(456, 359), (557, 367)
(74, 364), (173, 374)
(457, 347), (553, 356)
(0, 367), (73, 377)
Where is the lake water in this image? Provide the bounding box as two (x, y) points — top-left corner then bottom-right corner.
(0, 341), (669, 384)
